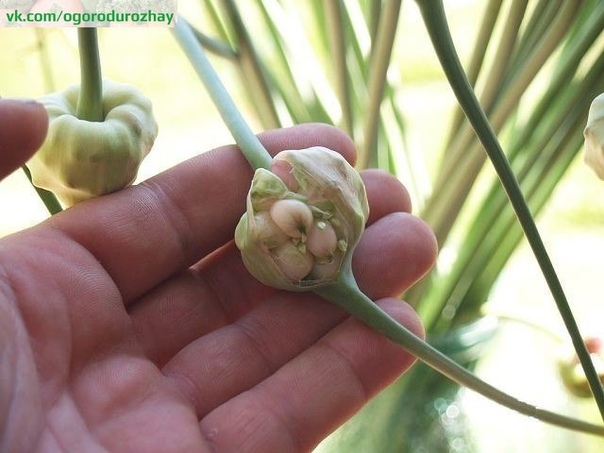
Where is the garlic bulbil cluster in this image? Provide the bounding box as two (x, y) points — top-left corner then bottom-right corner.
(584, 93), (604, 179)
(27, 79), (158, 206)
(235, 146), (369, 291)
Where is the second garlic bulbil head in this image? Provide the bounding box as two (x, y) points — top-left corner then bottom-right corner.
(27, 79), (158, 207)
(584, 92), (604, 180)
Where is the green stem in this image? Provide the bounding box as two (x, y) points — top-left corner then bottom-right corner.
(424, 0), (578, 247)
(187, 20), (237, 59)
(222, 0), (282, 130)
(21, 165), (62, 215)
(35, 29), (56, 93)
(172, 17), (272, 171)
(412, 3), (604, 310)
(447, 64), (603, 329)
(26, 30), (63, 216)
(315, 272), (604, 437)
(76, 28), (103, 122)
(359, 0), (402, 169)
(503, 0), (562, 82)
(254, 0), (319, 125)
(488, 311), (566, 344)
(415, 0), (604, 421)
(441, 0), (503, 150)
(480, 0), (527, 105)
(325, 0), (354, 137)
(439, 0), (524, 177)
(423, 60), (599, 329)
(201, 0), (232, 44)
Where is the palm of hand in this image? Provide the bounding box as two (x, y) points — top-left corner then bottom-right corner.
(3, 227), (201, 451)
(0, 110), (435, 452)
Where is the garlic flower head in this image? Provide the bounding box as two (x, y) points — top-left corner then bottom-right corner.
(584, 92), (604, 179)
(235, 146), (369, 291)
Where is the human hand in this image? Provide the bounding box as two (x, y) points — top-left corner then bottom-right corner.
(0, 99), (436, 452)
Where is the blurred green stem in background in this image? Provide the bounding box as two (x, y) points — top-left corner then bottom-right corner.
(20, 165), (62, 216)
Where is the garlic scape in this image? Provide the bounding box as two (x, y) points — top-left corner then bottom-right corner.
(235, 146), (369, 291)
(26, 79), (158, 207)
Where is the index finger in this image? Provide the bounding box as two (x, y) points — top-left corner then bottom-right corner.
(48, 123), (357, 302)
(0, 99), (48, 180)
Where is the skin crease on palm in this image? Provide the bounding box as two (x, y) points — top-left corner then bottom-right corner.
(0, 99), (437, 452)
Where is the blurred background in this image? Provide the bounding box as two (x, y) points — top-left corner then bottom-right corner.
(1, 0), (604, 451)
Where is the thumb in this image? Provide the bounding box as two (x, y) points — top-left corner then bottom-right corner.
(0, 99), (48, 181)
